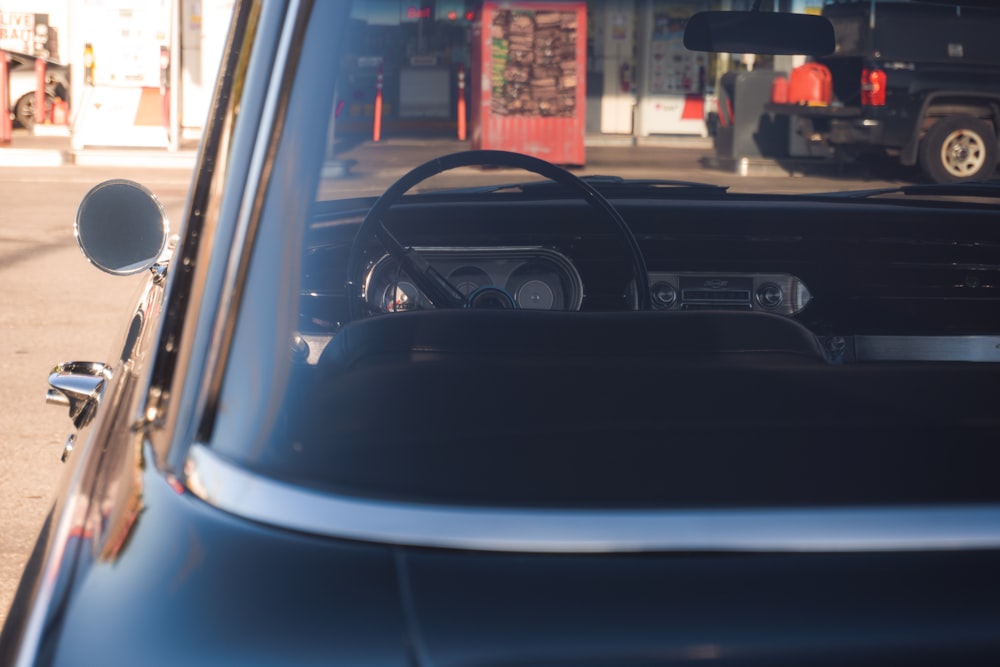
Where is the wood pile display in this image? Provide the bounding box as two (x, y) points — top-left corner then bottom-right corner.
(490, 9), (578, 117)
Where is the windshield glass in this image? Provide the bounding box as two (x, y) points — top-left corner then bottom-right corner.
(311, 0), (964, 199)
(205, 0), (1000, 509)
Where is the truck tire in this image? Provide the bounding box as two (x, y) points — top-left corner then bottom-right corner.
(13, 93), (54, 130)
(919, 116), (997, 183)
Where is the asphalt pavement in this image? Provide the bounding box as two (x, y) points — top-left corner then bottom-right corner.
(1, 126), (716, 170)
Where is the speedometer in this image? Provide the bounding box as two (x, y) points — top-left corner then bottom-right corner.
(381, 281), (423, 312)
(507, 261), (566, 310)
(515, 280), (556, 310)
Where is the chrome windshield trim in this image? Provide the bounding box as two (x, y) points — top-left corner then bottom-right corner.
(185, 0), (305, 452)
(854, 335), (1000, 362)
(186, 445), (1000, 553)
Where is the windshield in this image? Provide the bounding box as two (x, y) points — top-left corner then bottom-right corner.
(308, 0), (981, 200)
(202, 0), (1000, 509)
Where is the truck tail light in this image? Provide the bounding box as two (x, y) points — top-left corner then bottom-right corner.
(861, 68), (886, 106)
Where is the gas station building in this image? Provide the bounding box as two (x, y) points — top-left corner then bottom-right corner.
(0, 0), (820, 150)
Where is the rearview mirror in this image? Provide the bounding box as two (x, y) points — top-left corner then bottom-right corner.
(684, 11), (835, 56)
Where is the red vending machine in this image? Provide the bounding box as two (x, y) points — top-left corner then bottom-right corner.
(471, 2), (587, 166)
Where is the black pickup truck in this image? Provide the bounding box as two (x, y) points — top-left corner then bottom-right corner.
(768, 1), (1000, 183)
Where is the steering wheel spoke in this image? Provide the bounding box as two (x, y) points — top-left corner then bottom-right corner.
(374, 221), (467, 309)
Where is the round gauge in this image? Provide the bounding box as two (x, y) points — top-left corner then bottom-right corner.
(447, 266), (493, 297)
(381, 281), (423, 312)
(506, 261), (566, 311)
(515, 280), (555, 310)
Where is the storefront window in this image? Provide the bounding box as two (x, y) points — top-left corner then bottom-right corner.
(338, 1), (474, 131)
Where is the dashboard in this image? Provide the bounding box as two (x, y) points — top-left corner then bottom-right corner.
(363, 251), (812, 316)
(300, 195), (1000, 352)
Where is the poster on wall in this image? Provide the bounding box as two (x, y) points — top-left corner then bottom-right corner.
(637, 2), (708, 136)
(472, 1), (587, 165)
(649, 12), (705, 95)
(489, 8), (579, 118)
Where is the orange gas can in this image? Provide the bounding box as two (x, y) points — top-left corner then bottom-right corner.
(51, 99), (68, 125)
(771, 75), (789, 104)
(788, 63), (832, 106)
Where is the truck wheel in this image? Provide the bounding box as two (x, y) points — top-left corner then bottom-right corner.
(919, 116), (997, 183)
(13, 93), (54, 130)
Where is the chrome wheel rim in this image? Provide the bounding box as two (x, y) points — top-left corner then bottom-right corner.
(940, 128), (987, 178)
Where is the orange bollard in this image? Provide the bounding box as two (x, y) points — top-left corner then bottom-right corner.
(0, 52), (10, 143)
(457, 64), (467, 141)
(34, 55), (47, 126)
(373, 63), (383, 143)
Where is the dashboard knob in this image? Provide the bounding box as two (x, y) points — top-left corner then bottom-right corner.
(650, 281), (677, 309)
(756, 282), (784, 309)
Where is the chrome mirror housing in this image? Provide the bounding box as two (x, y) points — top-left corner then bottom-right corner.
(75, 179), (169, 276)
(46, 361), (113, 430)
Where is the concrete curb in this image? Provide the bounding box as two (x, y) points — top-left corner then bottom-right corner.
(0, 133), (714, 171)
(0, 146), (198, 169)
(0, 128), (200, 169)
(72, 150), (198, 169)
(0, 148), (68, 167)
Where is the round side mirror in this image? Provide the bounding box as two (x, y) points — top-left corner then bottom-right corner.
(75, 179), (169, 276)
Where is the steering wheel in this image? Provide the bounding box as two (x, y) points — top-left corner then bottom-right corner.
(346, 150), (651, 320)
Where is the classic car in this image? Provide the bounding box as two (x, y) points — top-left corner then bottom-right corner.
(2, 0), (999, 665)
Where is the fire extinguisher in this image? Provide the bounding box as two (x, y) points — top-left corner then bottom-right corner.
(619, 63), (631, 93)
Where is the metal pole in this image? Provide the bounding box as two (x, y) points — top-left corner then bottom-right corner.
(457, 64), (467, 141)
(0, 52), (11, 144)
(34, 55), (47, 127)
(169, 0), (181, 152)
(373, 62), (383, 142)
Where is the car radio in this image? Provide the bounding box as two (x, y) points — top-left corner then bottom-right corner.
(648, 272), (811, 316)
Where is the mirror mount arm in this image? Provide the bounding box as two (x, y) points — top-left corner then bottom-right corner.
(150, 261), (169, 286)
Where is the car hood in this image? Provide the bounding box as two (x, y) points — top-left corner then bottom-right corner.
(400, 547), (1000, 667)
(41, 462), (1000, 667)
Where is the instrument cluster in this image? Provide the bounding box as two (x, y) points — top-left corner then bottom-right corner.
(363, 247), (585, 313)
